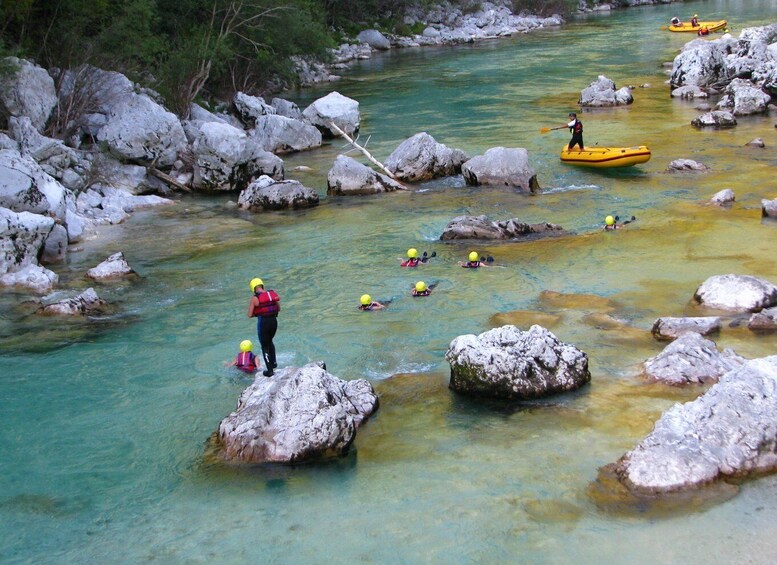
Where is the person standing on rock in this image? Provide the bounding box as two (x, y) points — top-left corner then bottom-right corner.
(567, 112), (584, 151)
(248, 278), (280, 376)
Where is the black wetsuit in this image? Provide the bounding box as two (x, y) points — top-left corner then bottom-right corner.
(258, 315), (277, 371)
(568, 119), (584, 150)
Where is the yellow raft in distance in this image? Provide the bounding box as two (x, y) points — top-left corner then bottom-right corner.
(668, 20), (727, 33)
(560, 145), (651, 168)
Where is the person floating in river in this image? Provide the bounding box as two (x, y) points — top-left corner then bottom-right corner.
(567, 112), (584, 151)
(248, 277), (280, 377)
(411, 281), (433, 297)
(399, 248), (436, 267)
(229, 339), (258, 373)
(697, 26), (710, 36)
(358, 294), (386, 311)
(603, 215), (636, 231)
(690, 14), (699, 27)
(670, 16), (681, 26)
(459, 251), (492, 268)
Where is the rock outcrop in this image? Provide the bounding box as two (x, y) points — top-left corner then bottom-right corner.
(579, 75), (633, 107)
(748, 307), (777, 331)
(763, 198), (777, 218)
(238, 176), (319, 211)
(643, 332), (745, 385)
(691, 111), (737, 128)
(445, 324), (590, 399)
(461, 147), (539, 192)
(439, 214), (563, 240)
(0, 57), (57, 132)
(302, 92), (360, 138)
(384, 132), (468, 182)
(86, 252), (136, 280)
(216, 363), (378, 463)
(0, 207), (58, 293)
(252, 114), (322, 154)
(233, 92), (275, 126)
(693, 274), (777, 312)
(651, 316), (721, 340)
(710, 189), (735, 205)
(357, 29), (391, 50)
(0, 149), (67, 220)
(716, 78), (771, 115)
(327, 155), (405, 195)
(38, 288), (107, 316)
(666, 159), (708, 172)
(615, 356), (777, 494)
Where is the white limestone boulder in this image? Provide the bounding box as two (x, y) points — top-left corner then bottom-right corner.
(763, 198), (777, 218)
(0, 149), (67, 220)
(38, 287), (108, 316)
(384, 132), (468, 182)
(716, 78), (771, 115)
(237, 175), (319, 211)
(579, 75), (633, 107)
(691, 110), (737, 128)
(86, 252), (137, 280)
(440, 214), (564, 240)
(216, 362), (378, 463)
(643, 332), (745, 385)
(251, 114), (322, 154)
(694, 274), (777, 312)
(446, 324), (590, 399)
(0, 57), (57, 132)
(302, 92), (360, 138)
(748, 307), (777, 331)
(233, 92), (276, 126)
(651, 316), (721, 340)
(327, 155), (405, 195)
(461, 147), (539, 192)
(0, 208), (57, 293)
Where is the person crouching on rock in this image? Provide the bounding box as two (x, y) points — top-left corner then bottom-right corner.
(411, 281), (433, 297)
(359, 294), (386, 311)
(229, 339), (258, 373)
(248, 277), (280, 377)
(567, 112), (584, 151)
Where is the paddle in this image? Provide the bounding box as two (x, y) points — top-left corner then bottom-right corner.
(540, 126), (567, 134)
(421, 251), (437, 263)
(615, 215), (637, 225)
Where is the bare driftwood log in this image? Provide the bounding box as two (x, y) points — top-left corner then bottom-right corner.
(328, 121), (407, 189)
(148, 167), (192, 192)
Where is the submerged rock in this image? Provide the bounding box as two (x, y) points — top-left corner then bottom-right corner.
(671, 85), (708, 99)
(763, 198), (777, 218)
(439, 214), (563, 240)
(327, 155), (404, 195)
(238, 175), (319, 211)
(461, 147), (539, 192)
(643, 332), (745, 385)
(445, 324), (590, 399)
(86, 252), (136, 280)
(691, 110), (737, 128)
(38, 288), (107, 316)
(666, 159), (708, 172)
(616, 356), (777, 494)
(748, 307), (777, 331)
(384, 132), (468, 182)
(693, 274), (777, 312)
(745, 137), (766, 148)
(216, 362), (378, 463)
(651, 316), (721, 340)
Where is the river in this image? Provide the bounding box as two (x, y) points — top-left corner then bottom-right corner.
(2, 1), (777, 562)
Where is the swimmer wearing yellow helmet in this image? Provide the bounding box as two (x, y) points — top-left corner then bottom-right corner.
(227, 339), (258, 373)
(399, 248), (436, 267)
(603, 214), (636, 231)
(411, 280), (435, 297)
(459, 251), (493, 268)
(358, 293), (386, 311)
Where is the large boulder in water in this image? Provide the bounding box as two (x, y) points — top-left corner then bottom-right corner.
(693, 274), (777, 312)
(440, 214), (563, 240)
(669, 38), (732, 88)
(615, 356), (777, 494)
(37, 288), (108, 316)
(385, 132), (468, 182)
(445, 324), (591, 399)
(238, 175), (319, 211)
(0, 149), (67, 220)
(189, 121), (284, 191)
(216, 362), (379, 463)
(302, 92), (360, 138)
(643, 332), (745, 385)
(461, 147), (539, 192)
(762, 197), (777, 218)
(748, 307), (777, 331)
(651, 316), (721, 341)
(251, 114), (322, 154)
(716, 78), (771, 115)
(97, 93), (187, 167)
(691, 110), (736, 128)
(327, 155), (404, 195)
(0, 57), (57, 132)
(0, 208), (58, 293)
(86, 252), (137, 280)
(579, 75), (633, 107)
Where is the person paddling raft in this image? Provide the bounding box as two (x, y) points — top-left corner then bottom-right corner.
(248, 277), (280, 377)
(229, 339), (258, 373)
(359, 294), (386, 311)
(459, 251), (492, 268)
(567, 112), (584, 151)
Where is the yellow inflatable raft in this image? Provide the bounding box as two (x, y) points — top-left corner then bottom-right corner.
(668, 20), (727, 33)
(560, 146), (651, 168)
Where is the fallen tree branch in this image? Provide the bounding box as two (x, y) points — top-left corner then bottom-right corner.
(328, 121), (408, 189)
(148, 167), (192, 193)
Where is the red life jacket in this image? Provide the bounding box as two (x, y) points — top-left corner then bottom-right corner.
(462, 261), (480, 269)
(572, 120), (583, 134)
(252, 290), (280, 317)
(236, 351), (257, 372)
(401, 258), (420, 267)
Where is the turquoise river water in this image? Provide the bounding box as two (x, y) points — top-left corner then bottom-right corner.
(2, 1), (777, 563)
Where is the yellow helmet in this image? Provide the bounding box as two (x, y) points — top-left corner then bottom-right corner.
(693, 14), (698, 17)
(249, 278), (263, 291)
(360, 294), (371, 305)
(605, 215), (615, 226)
(240, 339), (253, 352)
(415, 281), (427, 292)
(468, 251), (479, 262)
(407, 248), (418, 259)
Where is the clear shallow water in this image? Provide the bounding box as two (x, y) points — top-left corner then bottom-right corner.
(2, 1), (777, 562)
